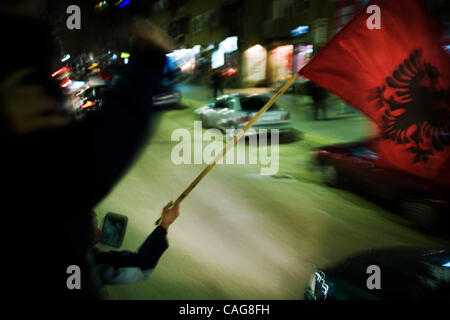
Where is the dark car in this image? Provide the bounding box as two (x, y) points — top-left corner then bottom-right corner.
(305, 247), (450, 300)
(152, 79), (182, 110)
(312, 139), (450, 232)
(77, 85), (108, 115)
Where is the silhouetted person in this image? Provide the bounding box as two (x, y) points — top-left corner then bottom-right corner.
(211, 69), (225, 98)
(0, 0), (175, 299)
(306, 81), (328, 120)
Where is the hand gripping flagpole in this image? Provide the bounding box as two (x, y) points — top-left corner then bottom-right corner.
(155, 72), (300, 225)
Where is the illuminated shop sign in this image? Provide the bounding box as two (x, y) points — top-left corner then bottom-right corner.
(219, 36), (238, 54)
(211, 49), (225, 69)
(290, 25), (310, 37)
(244, 45), (267, 83)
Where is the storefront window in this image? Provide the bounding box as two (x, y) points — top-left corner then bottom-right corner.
(269, 45), (293, 84)
(293, 44), (313, 74)
(244, 44), (267, 83)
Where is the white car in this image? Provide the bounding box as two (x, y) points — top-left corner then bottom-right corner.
(195, 93), (292, 137)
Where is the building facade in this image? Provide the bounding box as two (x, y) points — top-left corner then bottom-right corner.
(148, 0), (367, 87)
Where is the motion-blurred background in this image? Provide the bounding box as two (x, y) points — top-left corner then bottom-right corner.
(38, 0), (450, 299)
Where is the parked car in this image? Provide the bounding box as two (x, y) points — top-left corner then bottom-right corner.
(195, 93), (292, 138)
(77, 81), (182, 117)
(77, 85), (109, 115)
(305, 247), (450, 300)
(311, 139), (450, 232)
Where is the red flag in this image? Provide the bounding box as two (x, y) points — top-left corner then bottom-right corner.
(300, 0), (450, 183)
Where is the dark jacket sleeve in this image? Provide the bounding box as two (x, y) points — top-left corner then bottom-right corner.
(136, 226), (169, 269)
(94, 226), (168, 270)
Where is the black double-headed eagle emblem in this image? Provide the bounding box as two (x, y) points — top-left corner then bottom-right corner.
(369, 49), (450, 163)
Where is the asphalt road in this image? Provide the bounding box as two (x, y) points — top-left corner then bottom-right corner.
(95, 84), (449, 299)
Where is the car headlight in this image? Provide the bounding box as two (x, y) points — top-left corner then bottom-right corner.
(307, 271), (330, 300)
(309, 273), (317, 296)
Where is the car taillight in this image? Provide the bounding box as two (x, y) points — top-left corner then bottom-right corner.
(60, 78), (72, 88)
(283, 112), (291, 120)
(51, 66), (71, 78)
(81, 101), (96, 109)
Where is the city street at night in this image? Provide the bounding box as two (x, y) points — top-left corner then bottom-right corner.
(95, 84), (449, 299)
(2, 0), (449, 304)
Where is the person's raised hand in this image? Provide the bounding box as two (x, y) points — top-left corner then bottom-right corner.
(159, 201), (179, 231)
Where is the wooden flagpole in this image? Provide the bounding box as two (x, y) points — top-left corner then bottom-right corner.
(155, 72), (300, 225)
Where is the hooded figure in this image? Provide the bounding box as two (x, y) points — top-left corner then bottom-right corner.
(0, 0), (169, 299)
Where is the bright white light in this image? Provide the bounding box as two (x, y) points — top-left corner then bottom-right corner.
(180, 56), (195, 72)
(205, 44), (215, 51)
(167, 46), (201, 60)
(443, 261), (450, 268)
(167, 46), (201, 73)
(291, 25), (309, 37)
(314, 271), (329, 298)
(192, 45), (201, 56)
(211, 49), (225, 69)
(219, 36), (238, 54)
(167, 48), (190, 59)
(61, 54), (71, 62)
(244, 44), (266, 82)
(124, 58), (129, 64)
(68, 80), (87, 90)
(246, 44), (264, 55)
